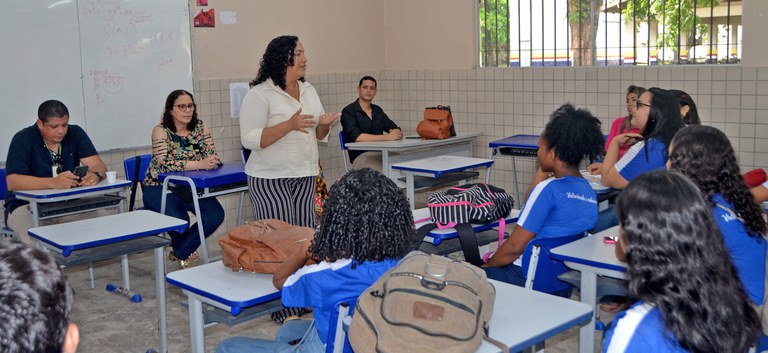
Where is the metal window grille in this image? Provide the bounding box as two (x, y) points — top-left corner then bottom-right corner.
(478, 0), (742, 67)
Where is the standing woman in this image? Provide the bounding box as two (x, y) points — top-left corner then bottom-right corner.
(240, 35), (339, 227)
(605, 171), (760, 353)
(142, 90), (225, 268)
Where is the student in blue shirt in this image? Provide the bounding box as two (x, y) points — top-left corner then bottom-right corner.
(483, 104), (603, 295)
(604, 171), (759, 353)
(592, 87), (684, 233)
(215, 168), (416, 353)
(669, 125), (767, 348)
(600, 87), (683, 189)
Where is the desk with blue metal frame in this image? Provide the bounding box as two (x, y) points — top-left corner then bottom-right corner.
(159, 163), (248, 264)
(392, 155), (494, 209)
(166, 260), (281, 353)
(487, 134), (540, 205)
(550, 226), (627, 353)
(29, 210), (188, 353)
(345, 132), (482, 186)
(14, 179), (132, 228)
(166, 261), (592, 353)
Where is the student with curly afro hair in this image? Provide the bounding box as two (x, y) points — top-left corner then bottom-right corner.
(483, 104), (603, 297)
(216, 168), (416, 353)
(605, 170), (760, 353)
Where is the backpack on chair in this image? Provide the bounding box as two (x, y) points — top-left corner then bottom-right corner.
(348, 251), (509, 353)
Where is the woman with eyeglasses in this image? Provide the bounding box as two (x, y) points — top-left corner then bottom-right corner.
(592, 87), (683, 232)
(239, 35), (339, 228)
(141, 89), (225, 268)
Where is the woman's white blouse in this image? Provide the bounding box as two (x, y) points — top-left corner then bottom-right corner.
(239, 79), (328, 178)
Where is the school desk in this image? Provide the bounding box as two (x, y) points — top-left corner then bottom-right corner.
(13, 179), (131, 227)
(158, 163), (248, 263)
(345, 132), (482, 186)
(550, 226), (627, 353)
(28, 210), (187, 353)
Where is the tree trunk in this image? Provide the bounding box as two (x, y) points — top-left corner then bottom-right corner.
(568, 0), (601, 66)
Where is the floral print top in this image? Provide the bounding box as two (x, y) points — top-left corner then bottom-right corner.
(142, 120), (216, 186)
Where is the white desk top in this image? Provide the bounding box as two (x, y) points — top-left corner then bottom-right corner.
(550, 226), (627, 274)
(28, 210), (187, 256)
(14, 179), (131, 201)
(345, 132), (481, 152)
(481, 279), (593, 352)
(392, 156), (493, 175)
(166, 260), (280, 315)
(580, 170), (611, 192)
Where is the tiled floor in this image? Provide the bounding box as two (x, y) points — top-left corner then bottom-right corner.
(67, 248), (609, 353)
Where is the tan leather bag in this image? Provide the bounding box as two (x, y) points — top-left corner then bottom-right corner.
(349, 251), (509, 353)
(416, 106), (455, 140)
(217, 219), (314, 273)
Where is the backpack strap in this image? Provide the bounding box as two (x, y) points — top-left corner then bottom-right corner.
(456, 223), (483, 266)
(129, 155), (141, 212)
(482, 334), (510, 353)
(417, 222), (483, 266)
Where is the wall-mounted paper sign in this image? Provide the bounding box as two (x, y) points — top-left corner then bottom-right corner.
(229, 82), (250, 118)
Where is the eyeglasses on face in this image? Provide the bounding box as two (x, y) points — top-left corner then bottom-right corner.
(636, 101), (651, 109)
(174, 103), (196, 111)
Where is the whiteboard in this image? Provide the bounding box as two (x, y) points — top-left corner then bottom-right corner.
(0, 0), (193, 163)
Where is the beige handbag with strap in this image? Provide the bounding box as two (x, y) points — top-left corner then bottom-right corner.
(217, 219), (314, 273)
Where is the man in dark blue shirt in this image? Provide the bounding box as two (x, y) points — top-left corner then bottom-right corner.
(5, 99), (107, 243)
(340, 76), (401, 171)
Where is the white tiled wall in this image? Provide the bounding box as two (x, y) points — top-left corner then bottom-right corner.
(96, 65), (768, 235)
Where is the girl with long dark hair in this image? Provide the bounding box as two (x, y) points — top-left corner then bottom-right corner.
(605, 170), (760, 353)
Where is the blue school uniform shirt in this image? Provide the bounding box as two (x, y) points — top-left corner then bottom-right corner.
(603, 302), (688, 353)
(281, 258), (400, 344)
(711, 193), (766, 305)
(614, 138), (668, 182)
(516, 176), (598, 239)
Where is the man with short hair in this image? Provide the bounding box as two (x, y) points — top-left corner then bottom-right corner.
(4, 99), (108, 243)
(0, 240), (79, 353)
(340, 76), (402, 172)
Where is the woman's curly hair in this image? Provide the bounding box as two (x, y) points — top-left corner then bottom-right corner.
(161, 89), (198, 132)
(670, 125), (766, 235)
(541, 104), (603, 166)
(309, 168), (416, 263)
(616, 170), (760, 353)
(250, 35), (304, 90)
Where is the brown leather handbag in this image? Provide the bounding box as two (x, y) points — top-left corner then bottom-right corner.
(416, 105), (456, 139)
(218, 219), (315, 273)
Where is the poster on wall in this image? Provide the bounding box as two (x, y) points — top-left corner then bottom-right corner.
(229, 82), (249, 118)
(194, 9), (215, 27)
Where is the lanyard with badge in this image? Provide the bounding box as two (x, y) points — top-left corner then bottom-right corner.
(47, 144), (63, 177)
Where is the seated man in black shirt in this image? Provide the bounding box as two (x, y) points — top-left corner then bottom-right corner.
(340, 76), (402, 172)
(5, 100), (108, 244)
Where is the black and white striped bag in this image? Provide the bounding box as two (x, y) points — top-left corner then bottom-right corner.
(426, 183), (514, 227)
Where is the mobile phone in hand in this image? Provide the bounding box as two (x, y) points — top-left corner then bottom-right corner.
(603, 236), (618, 244)
(73, 165), (89, 180)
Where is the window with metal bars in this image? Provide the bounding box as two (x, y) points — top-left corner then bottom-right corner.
(478, 0), (742, 67)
